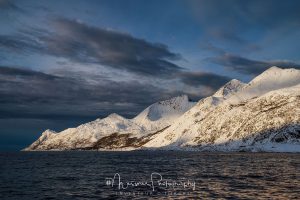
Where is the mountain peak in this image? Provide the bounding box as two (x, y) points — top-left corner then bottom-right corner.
(158, 95), (189, 106)
(252, 66), (282, 79)
(133, 95), (195, 130)
(250, 66), (300, 85)
(266, 66), (282, 72)
(42, 129), (56, 136)
(214, 79), (246, 98)
(225, 66), (300, 104)
(23, 129), (57, 151)
(106, 113), (124, 119)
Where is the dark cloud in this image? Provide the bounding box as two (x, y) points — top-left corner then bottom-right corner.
(0, 34), (42, 54)
(178, 71), (231, 90)
(0, 0), (18, 10)
(0, 0), (26, 14)
(0, 66), (188, 120)
(0, 66), (55, 79)
(209, 54), (300, 75)
(47, 18), (182, 76)
(0, 18), (182, 77)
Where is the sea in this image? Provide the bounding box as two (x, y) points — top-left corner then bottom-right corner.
(0, 151), (299, 199)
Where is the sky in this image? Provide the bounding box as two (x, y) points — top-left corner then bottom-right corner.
(1, 0), (300, 150)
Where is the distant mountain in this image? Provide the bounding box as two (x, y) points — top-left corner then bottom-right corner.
(24, 95), (195, 150)
(24, 66), (300, 152)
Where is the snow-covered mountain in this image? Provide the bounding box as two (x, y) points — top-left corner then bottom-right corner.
(227, 66), (300, 104)
(143, 67), (300, 152)
(133, 95), (195, 131)
(143, 79), (247, 149)
(24, 66), (300, 152)
(24, 95), (195, 150)
(213, 79), (246, 98)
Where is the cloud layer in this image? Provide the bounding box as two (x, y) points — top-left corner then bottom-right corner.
(178, 71), (231, 89)
(0, 66), (199, 119)
(0, 18), (183, 77)
(209, 54), (300, 75)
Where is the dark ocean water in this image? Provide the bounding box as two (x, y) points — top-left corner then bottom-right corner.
(0, 151), (299, 200)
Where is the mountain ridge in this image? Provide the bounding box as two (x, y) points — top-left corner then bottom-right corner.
(24, 66), (300, 152)
(24, 94), (195, 150)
